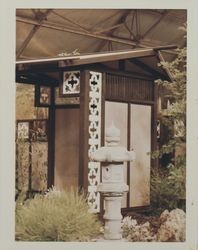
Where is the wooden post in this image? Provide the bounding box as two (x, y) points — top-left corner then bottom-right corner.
(151, 80), (158, 169)
(47, 86), (55, 188)
(79, 70), (90, 191)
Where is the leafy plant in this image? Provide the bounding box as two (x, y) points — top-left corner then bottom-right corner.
(150, 163), (185, 215)
(150, 24), (186, 214)
(15, 188), (101, 241)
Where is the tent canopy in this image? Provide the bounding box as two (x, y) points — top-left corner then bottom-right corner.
(16, 9), (186, 84)
(16, 9), (186, 60)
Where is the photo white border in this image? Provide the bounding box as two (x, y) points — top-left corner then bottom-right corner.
(0, 0), (198, 250)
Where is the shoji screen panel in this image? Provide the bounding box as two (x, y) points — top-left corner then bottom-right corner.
(130, 104), (151, 207)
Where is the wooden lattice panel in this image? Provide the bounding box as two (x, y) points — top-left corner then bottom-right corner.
(105, 73), (153, 102)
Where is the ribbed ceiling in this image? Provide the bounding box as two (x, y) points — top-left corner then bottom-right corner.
(16, 9), (186, 60)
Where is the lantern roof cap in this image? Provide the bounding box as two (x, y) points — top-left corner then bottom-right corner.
(90, 121), (135, 162)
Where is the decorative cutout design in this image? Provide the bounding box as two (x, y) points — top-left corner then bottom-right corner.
(17, 122), (29, 139)
(62, 71), (80, 95)
(40, 86), (51, 105)
(88, 71), (102, 213)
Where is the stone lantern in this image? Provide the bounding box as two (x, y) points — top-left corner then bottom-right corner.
(90, 121), (135, 240)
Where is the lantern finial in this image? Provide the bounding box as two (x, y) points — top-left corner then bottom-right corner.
(105, 120), (120, 145)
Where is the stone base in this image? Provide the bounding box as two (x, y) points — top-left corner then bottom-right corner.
(104, 220), (122, 240)
(102, 195), (123, 240)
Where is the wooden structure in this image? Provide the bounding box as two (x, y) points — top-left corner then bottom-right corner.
(16, 46), (175, 213)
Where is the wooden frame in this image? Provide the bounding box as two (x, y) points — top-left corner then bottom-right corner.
(54, 86), (80, 106)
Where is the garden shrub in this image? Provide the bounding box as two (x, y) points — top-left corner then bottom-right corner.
(150, 162), (185, 215)
(151, 25), (186, 215)
(16, 188), (101, 241)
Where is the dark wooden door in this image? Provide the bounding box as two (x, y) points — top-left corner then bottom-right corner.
(54, 108), (80, 190)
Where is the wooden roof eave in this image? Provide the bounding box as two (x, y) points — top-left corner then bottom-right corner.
(16, 45), (177, 72)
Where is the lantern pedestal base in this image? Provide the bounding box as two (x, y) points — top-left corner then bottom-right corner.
(102, 194), (124, 240)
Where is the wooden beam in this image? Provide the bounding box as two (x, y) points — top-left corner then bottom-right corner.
(91, 10), (124, 29)
(16, 62), (155, 82)
(16, 47), (177, 75)
(124, 22), (137, 41)
(113, 34), (178, 50)
(16, 72), (59, 85)
(140, 11), (168, 40)
(96, 40), (108, 52)
(16, 10), (53, 59)
(16, 16), (140, 47)
(95, 10), (132, 50)
(129, 58), (167, 80)
(16, 49), (156, 65)
(16, 26), (40, 59)
(17, 15), (178, 53)
(94, 23), (124, 34)
(157, 49), (178, 55)
(58, 49), (156, 67)
(153, 45), (177, 51)
(51, 10), (90, 33)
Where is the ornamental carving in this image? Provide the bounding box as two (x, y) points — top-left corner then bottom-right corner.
(87, 71), (102, 213)
(62, 71), (80, 95)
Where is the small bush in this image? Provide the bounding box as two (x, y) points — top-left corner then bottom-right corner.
(16, 188), (101, 241)
(150, 163), (185, 215)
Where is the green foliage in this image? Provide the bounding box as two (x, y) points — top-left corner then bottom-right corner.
(151, 25), (186, 214)
(150, 160), (186, 215)
(16, 188), (102, 241)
